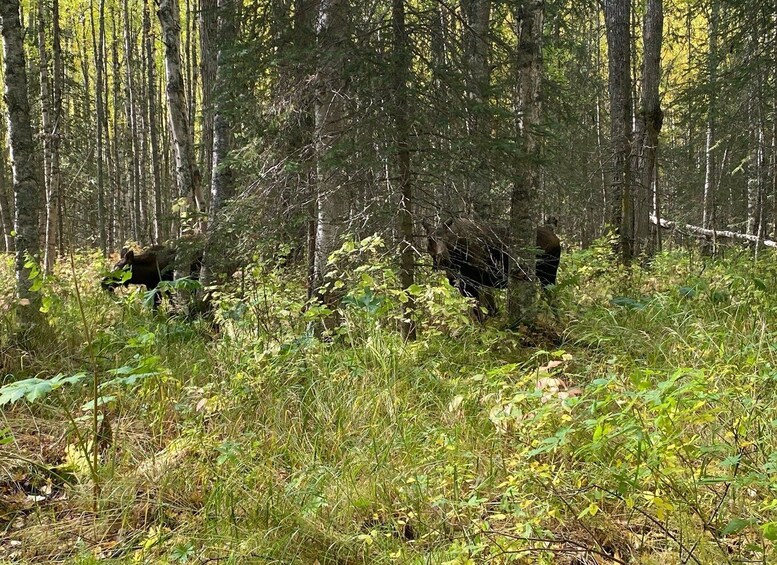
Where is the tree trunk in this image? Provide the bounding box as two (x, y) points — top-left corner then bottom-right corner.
(292, 0), (318, 300)
(702, 0), (718, 246)
(158, 0), (205, 235)
(1, 0), (44, 331)
(37, 0), (56, 273)
(115, 9), (130, 246)
(507, 0), (544, 326)
(123, 0), (143, 244)
(633, 0), (663, 258)
(52, 0), (64, 257)
(92, 0), (108, 253)
(0, 121), (13, 252)
(392, 0), (415, 341)
(144, 0), (165, 242)
(604, 0), (633, 264)
(461, 0), (491, 218)
(313, 0), (349, 325)
(199, 0), (217, 194)
(200, 0), (237, 287)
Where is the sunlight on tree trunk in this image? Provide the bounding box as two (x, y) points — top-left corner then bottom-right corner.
(1, 0), (44, 335)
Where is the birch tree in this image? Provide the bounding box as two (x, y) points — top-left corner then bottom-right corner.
(144, 0), (165, 241)
(158, 0), (204, 234)
(1, 0), (44, 331)
(312, 0), (350, 321)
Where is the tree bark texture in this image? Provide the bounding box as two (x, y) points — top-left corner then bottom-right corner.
(634, 0), (663, 257)
(507, 0), (544, 326)
(38, 0), (57, 273)
(313, 0), (350, 317)
(392, 0), (415, 340)
(92, 0), (108, 253)
(199, 0), (218, 195)
(461, 0), (491, 218)
(144, 0), (165, 242)
(1, 0), (44, 329)
(158, 0), (204, 234)
(201, 0), (237, 287)
(604, 0), (633, 264)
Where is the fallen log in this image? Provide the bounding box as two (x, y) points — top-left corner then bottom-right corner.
(650, 215), (777, 249)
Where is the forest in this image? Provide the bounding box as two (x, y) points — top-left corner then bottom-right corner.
(2, 0), (777, 562)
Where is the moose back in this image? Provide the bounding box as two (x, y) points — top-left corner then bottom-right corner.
(424, 218), (560, 316)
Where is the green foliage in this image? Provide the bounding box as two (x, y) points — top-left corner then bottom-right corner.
(0, 372), (87, 406)
(7, 247), (777, 562)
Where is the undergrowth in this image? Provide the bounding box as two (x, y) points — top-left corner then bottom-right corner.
(3, 240), (777, 563)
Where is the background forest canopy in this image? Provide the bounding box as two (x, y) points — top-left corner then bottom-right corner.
(0, 0), (776, 284)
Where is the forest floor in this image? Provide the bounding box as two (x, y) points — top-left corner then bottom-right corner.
(2, 241), (777, 564)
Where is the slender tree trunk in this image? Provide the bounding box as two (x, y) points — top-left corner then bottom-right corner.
(110, 12), (125, 248)
(0, 121), (12, 252)
(200, 0), (236, 287)
(52, 0), (64, 257)
(123, 0), (143, 244)
(772, 10), (777, 238)
(507, 0), (544, 326)
(702, 0), (718, 240)
(199, 0), (217, 194)
(158, 0), (205, 235)
(1, 0), (44, 331)
(103, 7), (115, 251)
(91, 0), (108, 253)
(461, 0), (491, 218)
(292, 0), (318, 300)
(594, 8), (607, 237)
(391, 0), (415, 340)
(144, 0), (165, 241)
(79, 15), (92, 159)
(604, 0), (633, 264)
(313, 0), (349, 324)
(633, 0), (663, 258)
(37, 0), (56, 272)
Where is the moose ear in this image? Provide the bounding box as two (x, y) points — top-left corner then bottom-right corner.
(124, 250), (135, 263)
(421, 219), (433, 235)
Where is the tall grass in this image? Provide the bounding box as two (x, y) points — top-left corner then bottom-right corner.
(3, 242), (777, 563)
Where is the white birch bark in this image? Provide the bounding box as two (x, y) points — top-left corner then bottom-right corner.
(312, 0), (350, 310)
(158, 0), (205, 234)
(1, 0), (44, 330)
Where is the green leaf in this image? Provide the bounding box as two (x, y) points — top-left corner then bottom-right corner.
(0, 373), (88, 406)
(610, 296), (646, 310)
(0, 427), (13, 445)
(761, 521), (777, 541)
(80, 396), (117, 412)
(752, 277), (767, 291)
(722, 518), (755, 536)
(26, 380), (54, 402)
(678, 286), (696, 298)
